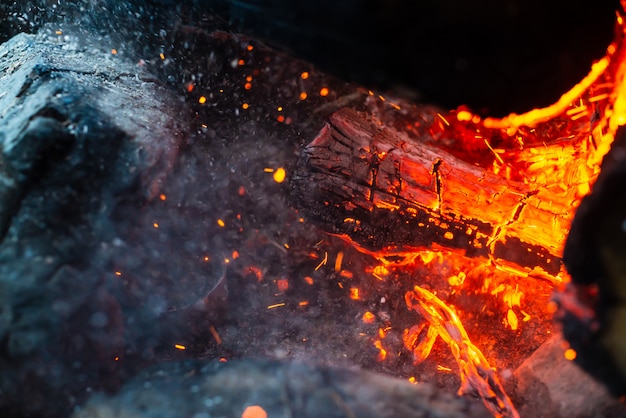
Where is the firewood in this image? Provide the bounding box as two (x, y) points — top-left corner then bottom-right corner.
(291, 108), (564, 277)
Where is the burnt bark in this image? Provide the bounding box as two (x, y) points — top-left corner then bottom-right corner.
(291, 108), (562, 276)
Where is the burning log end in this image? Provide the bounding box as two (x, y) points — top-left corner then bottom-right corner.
(561, 126), (626, 397)
(291, 108), (563, 276)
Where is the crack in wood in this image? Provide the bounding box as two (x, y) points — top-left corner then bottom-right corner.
(291, 108), (565, 276)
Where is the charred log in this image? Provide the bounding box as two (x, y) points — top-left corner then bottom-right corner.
(561, 126), (626, 398)
(291, 108), (563, 276)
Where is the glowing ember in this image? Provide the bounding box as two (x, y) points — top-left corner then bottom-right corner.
(405, 286), (519, 418)
(242, 405), (267, 418)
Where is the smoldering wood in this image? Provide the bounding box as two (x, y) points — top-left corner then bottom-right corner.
(290, 108), (562, 276)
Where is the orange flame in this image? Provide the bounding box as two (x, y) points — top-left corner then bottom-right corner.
(406, 286), (519, 418)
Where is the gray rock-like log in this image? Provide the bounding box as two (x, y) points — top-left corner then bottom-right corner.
(0, 31), (186, 417)
(73, 359), (490, 418)
(513, 334), (626, 418)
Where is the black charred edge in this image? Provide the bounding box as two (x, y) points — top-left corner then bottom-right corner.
(563, 126), (626, 397)
(291, 133), (561, 274)
(493, 238), (561, 276)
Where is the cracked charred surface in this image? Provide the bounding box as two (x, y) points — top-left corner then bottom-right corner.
(291, 108), (564, 277)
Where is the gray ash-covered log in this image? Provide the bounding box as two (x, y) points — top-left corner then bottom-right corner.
(73, 359), (490, 418)
(290, 108), (563, 276)
(0, 30), (189, 417)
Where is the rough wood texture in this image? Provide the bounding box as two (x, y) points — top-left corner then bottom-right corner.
(291, 108), (563, 276)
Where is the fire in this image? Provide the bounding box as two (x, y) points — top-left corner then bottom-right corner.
(286, 5), (626, 418)
(385, 10), (626, 417)
(405, 285), (519, 417)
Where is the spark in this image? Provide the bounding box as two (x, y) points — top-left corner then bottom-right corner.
(483, 139), (505, 164)
(114, 271), (122, 276)
(273, 167), (286, 183)
(209, 325), (222, 345)
(589, 93), (610, 102)
(436, 113), (450, 126)
(198, 96), (207, 104)
(267, 303), (285, 309)
(564, 348), (577, 361)
(300, 71), (309, 79)
(217, 219), (225, 227)
(242, 103), (249, 110)
(159, 194), (167, 201)
(334, 251), (344, 272)
(159, 53), (165, 60)
(299, 92), (308, 100)
(174, 344), (186, 350)
(314, 252), (328, 271)
(319, 87), (329, 97)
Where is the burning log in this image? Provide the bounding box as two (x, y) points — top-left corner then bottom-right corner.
(291, 107), (567, 277)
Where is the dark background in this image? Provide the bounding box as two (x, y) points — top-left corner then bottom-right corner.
(0, 0), (620, 115)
